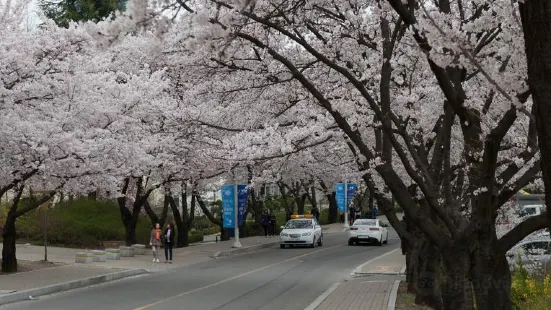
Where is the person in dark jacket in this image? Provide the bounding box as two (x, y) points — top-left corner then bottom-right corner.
(164, 222), (175, 263)
(311, 206), (320, 222)
(268, 212), (277, 236)
(260, 210), (270, 237)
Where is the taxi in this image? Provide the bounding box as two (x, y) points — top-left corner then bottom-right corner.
(279, 214), (323, 248)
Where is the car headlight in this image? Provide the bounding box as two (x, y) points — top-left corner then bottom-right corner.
(302, 232), (312, 236)
(281, 233), (288, 237)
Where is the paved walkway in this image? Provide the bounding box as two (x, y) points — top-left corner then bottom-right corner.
(316, 279), (395, 310)
(309, 231), (406, 310)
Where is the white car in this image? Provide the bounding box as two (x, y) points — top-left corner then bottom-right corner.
(506, 239), (551, 271)
(280, 215), (323, 248)
(348, 219), (388, 246)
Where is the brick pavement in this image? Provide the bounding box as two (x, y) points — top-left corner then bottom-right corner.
(316, 279), (394, 310)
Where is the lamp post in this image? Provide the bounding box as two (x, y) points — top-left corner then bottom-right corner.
(232, 182), (241, 248)
(343, 181), (350, 229)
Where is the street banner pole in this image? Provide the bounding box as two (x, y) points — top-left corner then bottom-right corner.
(232, 182), (241, 248)
(344, 180), (349, 229)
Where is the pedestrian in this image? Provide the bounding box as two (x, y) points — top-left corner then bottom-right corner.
(261, 210), (269, 237)
(355, 206), (362, 221)
(311, 206), (320, 222)
(149, 223), (162, 263)
(164, 222), (175, 264)
(340, 212), (344, 223)
(269, 211), (277, 236)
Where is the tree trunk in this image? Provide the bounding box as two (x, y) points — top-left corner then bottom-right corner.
(169, 195), (188, 248)
(118, 201), (141, 246)
(415, 239), (443, 310)
(519, 1), (551, 230)
(1, 213), (18, 273)
(87, 191), (97, 200)
(471, 247), (512, 310)
(327, 192), (337, 223)
(441, 247), (474, 310)
(406, 237), (421, 294)
(296, 193), (307, 214)
(124, 221), (137, 246)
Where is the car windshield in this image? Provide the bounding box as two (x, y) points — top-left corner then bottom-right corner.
(353, 219), (377, 226)
(285, 220), (312, 229)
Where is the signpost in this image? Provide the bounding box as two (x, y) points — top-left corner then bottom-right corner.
(336, 182), (357, 229)
(222, 184), (249, 248)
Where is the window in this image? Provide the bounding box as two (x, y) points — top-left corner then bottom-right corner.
(285, 220), (313, 229)
(353, 219), (377, 226)
(522, 242), (551, 255)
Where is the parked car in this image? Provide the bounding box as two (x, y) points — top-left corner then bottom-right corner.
(348, 219), (388, 246)
(279, 215), (323, 248)
(506, 239), (551, 271)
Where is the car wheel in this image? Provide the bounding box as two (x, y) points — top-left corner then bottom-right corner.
(383, 234), (388, 244)
(280, 244), (286, 249)
(317, 234), (323, 246)
(348, 239), (354, 246)
(378, 237), (383, 246)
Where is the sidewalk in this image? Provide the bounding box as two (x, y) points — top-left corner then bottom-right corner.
(0, 235), (280, 305)
(307, 247), (406, 310)
(354, 248), (405, 275)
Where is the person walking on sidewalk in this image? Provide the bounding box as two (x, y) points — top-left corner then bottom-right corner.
(268, 211), (277, 236)
(164, 222), (175, 263)
(311, 206), (320, 222)
(261, 210), (270, 237)
(149, 223), (162, 263)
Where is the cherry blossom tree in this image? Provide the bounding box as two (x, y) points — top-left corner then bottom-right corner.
(120, 0), (547, 308)
(0, 1), (171, 271)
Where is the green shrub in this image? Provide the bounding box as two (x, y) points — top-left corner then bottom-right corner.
(2, 199), (151, 248)
(202, 226), (221, 235)
(188, 230), (203, 243)
(511, 259), (551, 310)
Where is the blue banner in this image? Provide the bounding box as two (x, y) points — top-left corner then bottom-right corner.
(222, 185), (235, 228)
(336, 183), (345, 213)
(237, 185), (248, 226)
(336, 183), (357, 213)
(347, 183), (357, 208)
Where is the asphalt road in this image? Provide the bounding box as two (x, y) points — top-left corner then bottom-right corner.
(2, 232), (400, 310)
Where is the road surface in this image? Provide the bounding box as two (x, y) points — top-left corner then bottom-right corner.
(1, 232), (400, 310)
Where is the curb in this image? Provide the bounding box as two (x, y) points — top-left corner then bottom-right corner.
(303, 282), (341, 310)
(211, 241), (280, 258)
(387, 280), (400, 310)
(0, 268), (148, 306)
